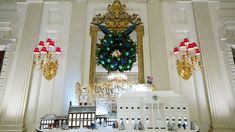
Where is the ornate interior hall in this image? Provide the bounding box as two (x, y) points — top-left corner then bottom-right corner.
(0, 0), (235, 132)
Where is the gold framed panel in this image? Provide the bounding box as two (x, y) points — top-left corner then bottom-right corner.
(89, 0), (145, 84)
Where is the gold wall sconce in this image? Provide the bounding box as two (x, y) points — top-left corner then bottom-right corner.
(33, 38), (61, 80)
(173, 38), (201, 80)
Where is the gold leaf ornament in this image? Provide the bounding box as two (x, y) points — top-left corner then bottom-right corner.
(177, 60), (193, 80)
(42, 61), (58, 80)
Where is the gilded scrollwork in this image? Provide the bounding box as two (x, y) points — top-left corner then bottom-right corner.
(91, 0), (142, 28)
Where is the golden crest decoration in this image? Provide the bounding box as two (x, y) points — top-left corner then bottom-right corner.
(91, 0), (142, 28)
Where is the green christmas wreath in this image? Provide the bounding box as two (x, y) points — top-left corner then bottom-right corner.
(96, 24), (137, 72)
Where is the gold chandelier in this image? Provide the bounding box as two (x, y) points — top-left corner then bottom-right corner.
(33, 38), (61, 80)
(173, 38), (201, 80)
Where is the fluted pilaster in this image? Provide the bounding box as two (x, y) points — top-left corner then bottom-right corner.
(63, 0), (87, 109)
(0, 3), (42, 131)
(147, 0), (170, 90)
(193, 1), (235, 129)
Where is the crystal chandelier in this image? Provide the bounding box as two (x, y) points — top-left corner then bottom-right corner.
(33, 38), (61, 80)
(107, 72), (128, 82)
(172, 38), (201, 80)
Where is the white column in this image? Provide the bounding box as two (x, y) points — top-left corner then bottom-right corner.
(193, 1), (235, 131)
(156, 103), (162, 126)
(63, 0), (87, 112)
(193, 70), (211, 131)
(147, 0), (170, 90)
(0, 3), (42, 131)
(24, 69), (42, 131)
(151, 104), (154, 128)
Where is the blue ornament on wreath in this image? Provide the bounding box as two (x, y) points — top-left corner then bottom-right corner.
(104, 41), (109, 47)
(121, 58), (127, 64)
(125, 43), (131, 49)
(113, 61), (118, 67)
(101, 52), (106, 57)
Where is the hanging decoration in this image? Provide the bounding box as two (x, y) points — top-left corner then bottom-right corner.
(96, 24), (137, 72)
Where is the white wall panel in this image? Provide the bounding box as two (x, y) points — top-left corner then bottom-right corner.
(170, 7), (188, 24)
(163, 1), (197, 100)
(48, 8), (64, 25)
